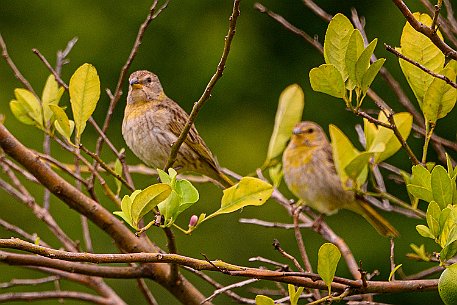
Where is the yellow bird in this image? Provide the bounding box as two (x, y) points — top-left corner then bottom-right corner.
(282, 121), (399, 237)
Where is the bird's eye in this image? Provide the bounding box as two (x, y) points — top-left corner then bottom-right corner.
(305, 128), (314, 134)
(146, 77), (152, 83)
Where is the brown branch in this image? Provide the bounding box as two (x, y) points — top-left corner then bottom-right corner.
(385, 43), (457, 88)
(0, 123), (212, 305)
(136, 278), (159, 305)
(392, 0), (457, 60)
(0, 218), (50, 248)
(164, 0), (240, 170)
(272, 239), (305, 273)
(0, 239), (438, 295)
(0, 291), (112, 305)
(302, 0), (332, 22)
(0, 276), (60, 289)
(32, 48), (69, 90)
(239, 218), (311, 229)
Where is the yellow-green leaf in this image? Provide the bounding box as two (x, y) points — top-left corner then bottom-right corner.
(368, 112), (413, 163)
(49, 104), (72, 140)
(114, 158), (123, 196)
(69, 63), (100, 139)
(389, 264), (403, 281)
(324, 13), (354, 80)
(42, 75), (64, 123)
(355, 38), (378, 84)
(255, 295), (275, 305)
(14, 88), (43, 128)
(399, 13), (445, 106)
(422, 67), (457, 123)
(345, 29), (365, 89)
(206, 177), (273, 220)
(131, 183), (172, 228)
(344, 151), (374, 182)
(329, 124), (366, 188)
(288, 284), (304, 305)
(309, 64), (346, 98)
(266, 84), (304, 162)
(317, 243), (341, 295)
(268, 162), (283, 188)
(361, 58), (385, 94)
(10, 100), (35, 125)
(431, 165), (453, 209)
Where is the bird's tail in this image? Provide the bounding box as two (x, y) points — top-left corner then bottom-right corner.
(356, 200), (399, 238)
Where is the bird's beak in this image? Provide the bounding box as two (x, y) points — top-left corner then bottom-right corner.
(129, 78), (143, 89)
(292, 127), (302, 135)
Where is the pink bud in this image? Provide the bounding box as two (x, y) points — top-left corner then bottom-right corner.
(189, 215), (198, 227)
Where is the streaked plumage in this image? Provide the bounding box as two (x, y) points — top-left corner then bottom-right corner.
(122, 70), (233, 188)
(282, 121), (398, 237)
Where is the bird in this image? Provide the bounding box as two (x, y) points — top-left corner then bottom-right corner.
(282, 121), (399, 237)
(122, 70), (234, 188)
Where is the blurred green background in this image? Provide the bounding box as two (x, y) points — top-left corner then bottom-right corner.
(0, 1), (454, 304)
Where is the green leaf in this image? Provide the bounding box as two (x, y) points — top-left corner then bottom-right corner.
(268, 162), (283, 188)
(409, 243), (430, 261)
(411, 164), (432, 188)
(157, 168), (172, 184)
(426, 201), (441, 237)
(432, 165), (454, 209)
(12, 89), (43, 128)
(440, 241), (457, 262)
(114, 192), (140, 229)
(446, 153), (456, 179)
(131, 183), (172, 227)
(42, 75), (64, 124)
(114, 158), (123, 196)
(363, 118), (377, 149)
(49, 104), (72, 141)
(205, 177), (273, 220)
(399, 13), (445, 106)
(344, 151), (373, 183)
(317, 243), (341, 295)
(407, 185), (434, 203)
(10, 100), (35, 125)
(324, 13), (354, 80)
(329, 124), (367, 188)
(69, 63), (100, 139)
(389, 264), (403, 281)
(309, 64), (346, 98)
(439, 207), (452, 237)
(266, 84), (304, 162)
(422, 67), (457, 123)
(361, 58), (386, 94)
(355, 38), (378, 85)
(255, 295), (275, 305)
(369, 112), (413, 163)
(288, 284), (304, 305)
(55, 120), (75, 141)
(416, 224), (435, 239)
(158, 176), (199, 227)
(345, 29), (365, 89)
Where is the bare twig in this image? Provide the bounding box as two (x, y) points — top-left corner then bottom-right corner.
(32, 48), (69, 90)
(302, 0), (332, 22)
(254, 3), (323, 53)
(272, 239), (305, 273)
(201, 278), (259, 304)
(0, 218), (50, 248)
(385, 43), (457, 88)
(136, 278), (159, 305)
(164, 0), (240, 170)
(0, 34), (37, 96)
(0, 291), (113, 305)
(392, 0), (457, 60)
(239, 218), (311, 229)
(0, 276), (60, 289)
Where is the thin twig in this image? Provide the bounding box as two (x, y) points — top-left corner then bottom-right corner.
(301, 0), (332, 22)
(32, 48), (69, 90)
(0, 34), (37, 96)
(136, 278), (159, 305)
(0, 276), (60, 289)
(0, 218), (50, 248)
(164, 0), (241, 170)
(239, 218), (311, 229)
(0, 291), (112, 305)
(272, 239), (305, 273)
(392, 0), (457, 60)
(201, 278), (259, 304)
(254, 3), (323, 54)
(385, 43), (457, 88)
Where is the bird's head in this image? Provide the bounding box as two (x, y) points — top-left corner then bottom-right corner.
(290, 121), (328, 148)
(127, 70), (163, 103)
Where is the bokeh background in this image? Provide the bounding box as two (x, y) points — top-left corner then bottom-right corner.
(0, 1), (454, 304)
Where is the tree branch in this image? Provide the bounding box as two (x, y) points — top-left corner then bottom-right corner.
(164, 0), (241, 170)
